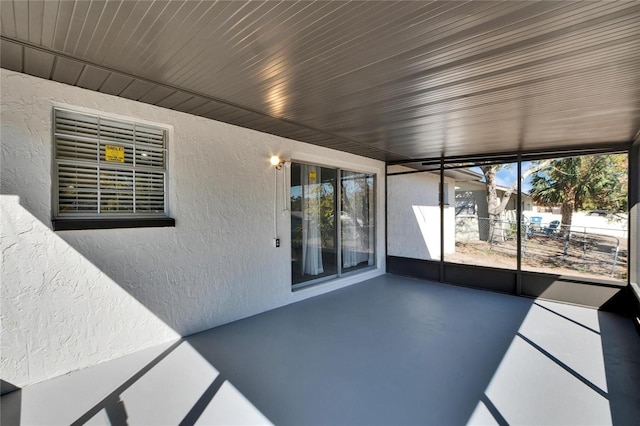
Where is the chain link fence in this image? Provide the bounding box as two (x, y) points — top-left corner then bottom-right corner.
(454, 216), (627, 280)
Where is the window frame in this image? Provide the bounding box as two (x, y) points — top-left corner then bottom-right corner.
(455, 193), (477, 216)
(51, 106), (174, 231)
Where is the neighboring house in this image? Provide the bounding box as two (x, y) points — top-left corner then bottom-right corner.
(387, 166), (456, 259)
(455, 180), (534, 218)
(387, 165), (539, 257)
(452, 169), (533, 241)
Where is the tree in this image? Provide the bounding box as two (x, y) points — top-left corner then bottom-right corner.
(529, 154), (627, 231)
(480, 159), (550, 242)
(581, 154), (628, 213)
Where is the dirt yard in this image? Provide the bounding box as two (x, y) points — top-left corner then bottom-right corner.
(447, 233), (627, 282)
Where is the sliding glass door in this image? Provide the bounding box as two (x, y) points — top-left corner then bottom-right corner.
(291, 164), (338, 285)
(341, 171), (375, 273)
(291, 163), (375, 287)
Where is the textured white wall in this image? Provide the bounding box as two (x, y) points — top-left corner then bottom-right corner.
(387, 166), (455, 260)
(0, 70), (385, 388)
(636, 141), (639, 290)
(631, 140), (639, 295)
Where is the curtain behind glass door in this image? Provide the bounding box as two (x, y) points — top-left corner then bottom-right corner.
(291, 163), (337, 285)
(341, 171), (375, 272)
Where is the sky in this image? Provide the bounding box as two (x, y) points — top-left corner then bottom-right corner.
(471, 161), (535, 193)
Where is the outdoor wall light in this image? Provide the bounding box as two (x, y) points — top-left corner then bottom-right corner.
(270, 155), (286, 170)
(270, 155), (281, 167)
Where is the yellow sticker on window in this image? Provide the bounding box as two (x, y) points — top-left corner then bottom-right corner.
(105, 145), (125, 163)
(309, 170), (317, 180)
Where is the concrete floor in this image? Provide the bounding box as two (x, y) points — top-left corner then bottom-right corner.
(2, 274), (639, 425)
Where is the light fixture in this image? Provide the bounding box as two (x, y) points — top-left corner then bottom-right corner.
(270, 155), (285, 170)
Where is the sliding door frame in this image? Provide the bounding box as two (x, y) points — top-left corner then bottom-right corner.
(291, 160), (377, 290)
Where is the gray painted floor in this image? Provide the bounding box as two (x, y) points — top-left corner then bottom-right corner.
(2, 275), (639, 425)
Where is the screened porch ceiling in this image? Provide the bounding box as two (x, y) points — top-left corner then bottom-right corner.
(1, 1), (639, 163)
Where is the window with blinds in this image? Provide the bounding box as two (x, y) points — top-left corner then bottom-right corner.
(54, 108), (168, 218)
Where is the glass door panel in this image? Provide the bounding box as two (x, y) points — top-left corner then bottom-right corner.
(291, 163), (337, 285)
(341, 171), (375, 273)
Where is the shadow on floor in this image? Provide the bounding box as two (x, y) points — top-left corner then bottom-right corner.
(4, 275), (639, 425)
(185, 275), (533, 425)
(0, 382), (21, 426)
(599, 310), (640, 425)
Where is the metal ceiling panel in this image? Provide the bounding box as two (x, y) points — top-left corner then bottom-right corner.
(98, 73), (135, 97)
(27, 1), (44, 43)
(0, 0), (17, 38)
(0, 39), (22, 72)
(67, 0), (106, 56)
(137, 86), (177, 106)
(132, 1), (230, 76)
(62, 1), (92, 52)
(188, 101), (221, 118)
(23, 47), (54, 79)
(77, 1), (122, 58)
(12, 0), (29, 41)
(92, 1), (142, 62)
(51, 0), (75, 52)
(155, 92), (194, 110)
(75, 65), (109, 91)
(1, 1), (639, 162)
(51, 56), (84, 86)
(40, 0), (60, 49)
(172, 97), (210, 116)
(118, 79), (157, 102)
(201, 105), (236, 122)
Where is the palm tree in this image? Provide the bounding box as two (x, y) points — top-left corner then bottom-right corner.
(529, 155), (625, 232)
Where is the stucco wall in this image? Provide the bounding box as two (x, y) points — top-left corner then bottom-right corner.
(636, 142), (640, 290)
(0, 70), (386, 388)
(631, 139), (639, 297)
(387, 167), (455, 260)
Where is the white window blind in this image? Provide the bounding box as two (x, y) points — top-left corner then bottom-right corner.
(54, 108), (167, 218)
